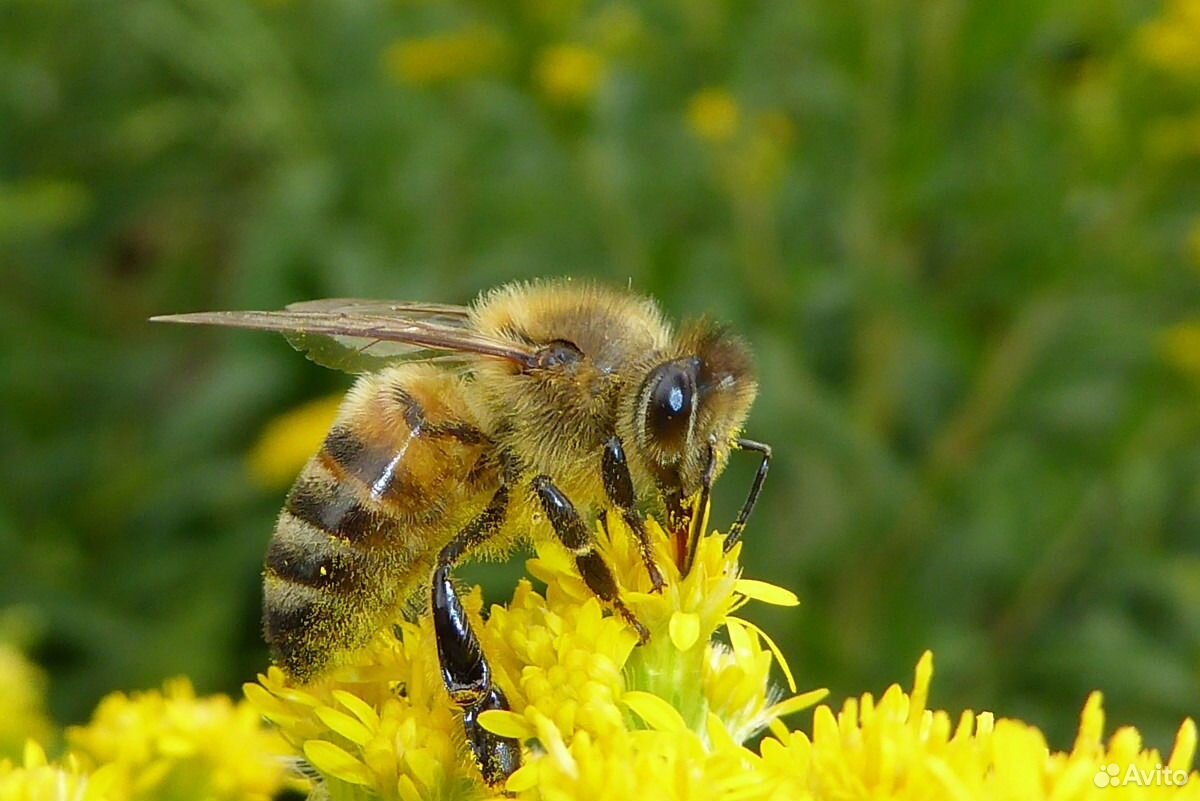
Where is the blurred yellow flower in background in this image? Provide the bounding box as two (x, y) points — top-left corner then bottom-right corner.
(384, 25), (507, 86)
(0, 742), (119, 801)
(687, 88), (741, 144)
(247, 394), (342, 488)
(66, 678), (297, 801)
(1160, 321), (1200, 381)
(1139, 0), (1200, 77)
(0, 645), (52, 761)
(535, 45), (607, 106)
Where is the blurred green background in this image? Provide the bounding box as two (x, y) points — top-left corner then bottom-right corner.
(2, 0), (1199, 755)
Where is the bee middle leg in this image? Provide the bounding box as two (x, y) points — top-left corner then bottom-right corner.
(601, 436), (666, 592)
(431, 484), (521, 787)
(532, 474), (650, 643)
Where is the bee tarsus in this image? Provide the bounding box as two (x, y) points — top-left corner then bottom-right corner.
(462, 687), (522, 787)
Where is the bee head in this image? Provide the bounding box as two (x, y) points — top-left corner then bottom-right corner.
(624, 319), (757, 499)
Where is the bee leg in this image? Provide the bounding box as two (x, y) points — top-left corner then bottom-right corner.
(722, 437), (772, 553)
(532, 474), (650, 643)
(601, 436), (666, 593)
(431, 485), (521, 787)
(681, 439), (718, 577)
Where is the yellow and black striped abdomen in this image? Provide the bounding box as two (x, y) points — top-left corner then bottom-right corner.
(262, 365), (497, 680)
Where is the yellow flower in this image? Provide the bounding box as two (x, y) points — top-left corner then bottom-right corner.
(0, 645), (52, 760)
(247, 394), (342, 488)
(247, 509), (820, 800)
(687, 88), (741, 144)
(1139, 0), (1200, 77)
(245, 625), (474, 801)
(244, 501), (1198, 800)
(757, 651), (1200, 800)
(1159, 321), (1200, 381)
(0, 742), (121, 801)
(384, 25), (506, 86)
(534, 45), (607, 106)
(66, 678), (296, 801)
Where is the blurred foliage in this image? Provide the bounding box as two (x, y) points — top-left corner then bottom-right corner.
(1, 0), (1198, 756)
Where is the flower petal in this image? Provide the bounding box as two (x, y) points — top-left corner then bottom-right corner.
(315, 706), (372, 746)
(303, 740), (373, 786)
(734, 579), (799, 607)
(668, 611), (701, 651)
(727, 615), (797, 693)
(764, 688), (829, 720)
(478, 709), (535, 740)
(622, 691), (688, 734)
(332, 689), (380, 729)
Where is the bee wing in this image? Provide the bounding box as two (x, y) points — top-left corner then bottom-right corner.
(150, 302), (536, 374)
(285, 298), (472, 325)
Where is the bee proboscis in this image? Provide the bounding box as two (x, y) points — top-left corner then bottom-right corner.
(152, 279), (770, 785)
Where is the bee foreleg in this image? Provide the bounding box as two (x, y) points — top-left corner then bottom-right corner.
(681, 438), (718, 577)
(532, 474), (650, 643)
(431, 485), (521, 787)
(723, 437), (772, 553)
(601, 436), (666, 592)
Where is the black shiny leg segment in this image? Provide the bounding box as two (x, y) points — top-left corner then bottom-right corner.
(532, 474), (650, 643)
(681, 439), (718, 577)
(722, 437), (772, 553)
(432, 485), (521, 787)
(601, 437), (665, 592)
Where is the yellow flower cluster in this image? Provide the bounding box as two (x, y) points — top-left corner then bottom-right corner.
(534, 45), (607, 106)
(761, 652), (1199, 800)
(0, 742), (117, 801)
(1137, 0), (1200, 165)
(0, 678), (297, 801)
(383, 25), (507, 87)
(688, 88), (742, 144)
(247, 513), (821, 801)
(1139, 0), (1200, 77)
(1160, 321), (1200, 381)
(0, 645), (52, 761)
(66, 678), (296, 801)
(245, 503), (1199, 801)
(685, 88), (796, 198)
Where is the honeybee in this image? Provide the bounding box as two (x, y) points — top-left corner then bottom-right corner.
(153, 279), (770, 785)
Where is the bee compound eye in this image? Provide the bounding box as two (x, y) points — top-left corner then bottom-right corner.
(644, 361), (696, 446)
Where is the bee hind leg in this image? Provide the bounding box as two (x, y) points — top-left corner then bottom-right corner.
(431, 485), (521, 787)
(601, 436), (666, 593)
(532, 474), (650, 643)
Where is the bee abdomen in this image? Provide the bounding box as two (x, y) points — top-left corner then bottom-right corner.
(264, 513), (366, 592)
(284, 466), (388, 544)
(261, 578), (330, 681)
(261, 366), (498, 680)
(317, 425), (443, 525)
(262, 461), (400, 679)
